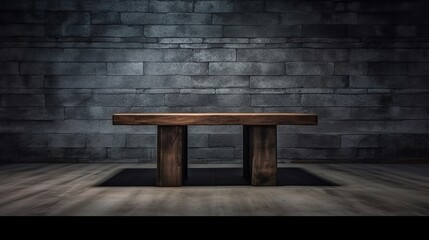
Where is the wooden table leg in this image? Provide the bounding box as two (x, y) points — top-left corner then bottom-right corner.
(243, 125), (277, 186)
(243, 125), (251, 179)
(157, 125), (187, 187)
(182, 126), (188, 179)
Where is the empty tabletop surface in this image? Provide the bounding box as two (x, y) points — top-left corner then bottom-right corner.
(113, 113), (318, 125)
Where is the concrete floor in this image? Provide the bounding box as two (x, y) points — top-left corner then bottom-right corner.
(0, 163), (428, 216)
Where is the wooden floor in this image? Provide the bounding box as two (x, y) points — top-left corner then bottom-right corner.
(0, 163), (428, 216)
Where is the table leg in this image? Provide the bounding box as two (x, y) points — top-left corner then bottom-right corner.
(243, 125), (277, 186)
(243, 125), (251, 179)
(157, 125), (187, 187)
(182, 126), (188, 179)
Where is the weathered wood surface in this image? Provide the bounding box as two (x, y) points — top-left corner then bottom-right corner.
(246, 126), (277, 186)
(157, 126), (187, 187)
(113, 113), (317, 125)
(0, 163), (428, 216)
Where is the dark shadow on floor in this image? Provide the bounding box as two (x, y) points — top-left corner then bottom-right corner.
(97, 168), (337, 187)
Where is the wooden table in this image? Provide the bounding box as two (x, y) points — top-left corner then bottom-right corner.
(113, 113), (318, 187)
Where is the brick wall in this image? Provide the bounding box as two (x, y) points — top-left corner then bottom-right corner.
(1, 0), (428, 163)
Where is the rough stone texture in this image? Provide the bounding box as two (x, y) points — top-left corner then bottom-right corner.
(1, 0), (428, 163)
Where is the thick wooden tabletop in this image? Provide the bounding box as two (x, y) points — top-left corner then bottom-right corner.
(113, 113), (317, 125)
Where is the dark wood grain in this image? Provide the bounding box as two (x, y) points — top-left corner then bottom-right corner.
(157, 125), (187, 187)
(247, 125), (277, 186)
(243, 125), (250, 179)
(113, 113), (317, 125)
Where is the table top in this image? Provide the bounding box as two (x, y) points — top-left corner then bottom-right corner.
(113, 113), (318, 125)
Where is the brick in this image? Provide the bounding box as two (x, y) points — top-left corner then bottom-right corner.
(357, 13), (395, 25)
(192, 49), (236, 62)
(348, 2), (429, 12)
(92, 12), (121, 24)
(149, 0), (193, 12)
(301, 94), (386, 107)
(303, 25), (349, 37)
(92, 94), (165, 107)
(0, 107), (63, 120)
(47, 24), (91, 37)
(195, 1), (264, 12)
(47, 134), (85, 148)
(281, 12), (322, 24)
(349, 25), (395, 37)
(409, 63), (429, 75)
(9, 148), (47, 162)
(145, 62), (208, 75)
(350, 76), (429, 89)
(367, 63), (407, 75)
(0, 120), (102, 134)
(295, 134), (340, 148)
(108, 148), (155, 160)
(342, 135), (380, 148)
(266, 1), (336, 12)
(335, 63), (367, 75)
(159, 38), (203, 43)
(91, 25), (142, 37)
(140, 76), (194, 88)
(208, 134), (241, 147)
(395, 120), (429, 134)
(414, 135), (429, 147)
(0, 62), (19, 74)
(122, 13), (211, 24)
(315, 49), (349, 62)
(46, 76), (142, 89)
(145, 25), (222, 37)
(47, 12), (90, 24)
(209, 62), (284, 75)
(286, 63), (334, 75)
(213, 13), (279, 25)
(0, 0), (34, 10)
(223, 26), (301, 38)
(0, 24), (44, 36)
(277, 134), (299, 148)
(165, 94), (250, 106)
(0, 134), (46, 147)
(250, 76), (348, 88)
(251, 94), (301, 107)
(107, 62), (143, 75)
(2, 94), (45, 107)
(395, 13), (429, 24)
(278, 148), (355, 160)
(34, 0), (149, 12)
(389, 107), (429, 120)
(188, 134), (209, 148)
(356, 148), (384, 159)
(64, 106), (121, 120)
(322, 12), (358, 24)
(46, 94), (92, 107)
(64, 49), (143, 62)
(20, 62), (106, 75)
(191, 76), (249, 88)
(126, 134), (156, 147)
(396, 25), (417, 37)
(48, 148), (106, 160)
(189, 148), (234, 158)
(392, 94), (429, 106)
(237, 49), (315, 62)
(350, 49), (429, 62)
(0, 11), (46, 23)
(0, 75), (44, 89)
(0, 48), (64, 61)
(86, 134), (125, 147)
(381, 135), (415, 148)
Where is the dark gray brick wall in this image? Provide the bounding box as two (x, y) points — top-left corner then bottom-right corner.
(1, 0), (429, 163)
